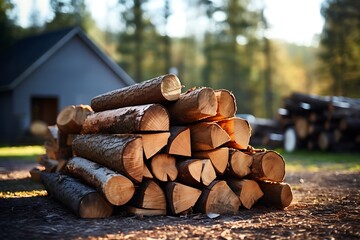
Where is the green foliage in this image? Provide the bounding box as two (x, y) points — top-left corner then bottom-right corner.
(319, 0), (360, 97)
(0, 0), (16, 52)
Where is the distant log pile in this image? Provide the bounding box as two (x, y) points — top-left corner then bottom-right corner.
(32, 74), (293, 218)
(278, 92), (360, 152)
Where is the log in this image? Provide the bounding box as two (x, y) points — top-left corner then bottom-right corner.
(217, 117), (251, 150)
(250, 150), (285, 182)
(226, 179), (263, 209)
(29, 167), (44, 182)
(192, 148), (229, 175)
(150, 153), (178, 182)
(166, 87), (218, 124)
(228, 148), (253, 178)
(195, 180), (240, 214)
(143, 164), (153, 179)
(257, 181), (293, 209)
(165, 126), (191, 157)
(141, 132), (170, 159)
(56, 105), (93, 134)
(37, 155), (57, 172)
(126, 206), (167, 216)
(81, 104), (169, 134)
(294, 116), (309, 139)
(205, 89), (237, 121)
(189, 122), (230, 151)
(318, 131), (334, 151)
(45, 125), (58, 147)
(130, 179), (166, 210)
(41, 172), (113, 218)
(177, 159), (216, 187)
(72, 134), (143, 183)
(165, 182), (202, 215)
(91, 74), (182, 112)
(65, 157), (135, 206)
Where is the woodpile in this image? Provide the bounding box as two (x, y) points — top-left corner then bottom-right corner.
(279, 92), (360, 152)
(34, 74), (293, 218)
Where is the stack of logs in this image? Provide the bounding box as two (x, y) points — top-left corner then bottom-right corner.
(278, 92), (360, 152)
(32, 74), (293, 219)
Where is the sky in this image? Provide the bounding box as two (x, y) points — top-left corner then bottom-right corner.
(14, 0), (324, 46)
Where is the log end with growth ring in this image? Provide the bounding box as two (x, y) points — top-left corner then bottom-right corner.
(261, 151), (285, 182)
(103, 175), (135, 206)
(122, 137), (144, 183)
(198, 88), (218, 117)
(79, 193), (114, 218)
(161, 74), (182, 101)
(140, 104), (170, 131)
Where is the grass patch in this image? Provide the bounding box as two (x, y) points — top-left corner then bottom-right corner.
(0, 145), (45, 161)
(277, 149), (360, 172)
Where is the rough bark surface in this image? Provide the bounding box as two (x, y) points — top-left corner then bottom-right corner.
(81, 104), (169, 134)
(72, 134), (143, 183)
(65, 157), (135, 206)
(41, 172), (113, 218)
(91, 74), (182, 112)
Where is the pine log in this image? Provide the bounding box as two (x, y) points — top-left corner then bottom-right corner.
(41, 172), (113, 218)
(130, 179), (166, 210)
(192, 148), (229, 175)
(205, 89), (237, 121)
(72, 134), (143, 183)
(250, 150), (285, 182)
(150, 153), (178, 182)
(257, 181), (293, 209)
(166, 87), (218, 124)
(65, 157), (135, 206)
(226, 179), (263, 209)
(91, 74), (182, 112)
(56, 105), (93, 134)
(177, 159), (216, 187)
(165, 126), (191, 157)
(195, 180), (240, 214)
(165, 182), (202, 215)
(189, 122), (230, 151)
(228, 148), (253, 178)
(126, 206), (167, 216)
(217, 117), (251, 150)
(37, 155), (57, 172)
(81, 104), (169, 134)
(141, 132), (170, 159)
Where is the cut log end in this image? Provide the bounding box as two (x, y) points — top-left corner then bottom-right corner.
(198, 88), (218, 117)
(193, 148), (229, 174)
(262, 151), (285, 182)
(206, 89), (237, 121)
(161, 74), (182, 101)
(167, 127), (191, 157)
(229, 149), (253, 178)
(103, 175), (135, 206)
(123, 137), (144, 183)
(166, 182), (202, 215)
(151, 153), (178, 182)
(140, 104), (170, 131)
(201, 159), (217, 186)
(258, 181), (293, 209)
(79, 192), (114, 218)
(218, 117), (251, 150)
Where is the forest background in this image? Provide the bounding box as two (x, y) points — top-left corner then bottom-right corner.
(1, 0), (359, 118)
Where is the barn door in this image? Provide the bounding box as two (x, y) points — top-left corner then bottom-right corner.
(31, 96), (58, 125)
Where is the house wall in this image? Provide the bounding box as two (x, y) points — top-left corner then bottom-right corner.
(11, 35), (130, 139)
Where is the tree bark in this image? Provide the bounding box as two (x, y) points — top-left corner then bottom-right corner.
(204, 89), (237, 121)
(91, 74), (182, 112)
(189, 122), (230, 151)
(56, 105), (93, 134)
(217, 117), (251, 150)
(250, 150), (285, 182)
(41, 172), (113, 218)
(257, 181), (293, 209)
(65, 157), (135, 206)
(165, 126), (191, 157)
(192, 148), (229, 175)
(130, 179), (166, 210)
(226, 179), (263, 209)
(81, 104), (169, 134)
(195, 180), (240, 214)
(72, 134), (143, 183)
(150, 153), (178, 182)
(165, 182), (202, 215)
(166, 87), (218, 124)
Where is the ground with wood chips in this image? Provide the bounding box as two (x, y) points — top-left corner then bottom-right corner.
(0, 160), (359, 239)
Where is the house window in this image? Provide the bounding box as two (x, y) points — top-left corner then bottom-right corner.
(31, 96), (58, 125)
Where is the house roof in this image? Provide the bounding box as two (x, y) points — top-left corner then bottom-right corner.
(0, 27), (135, 91)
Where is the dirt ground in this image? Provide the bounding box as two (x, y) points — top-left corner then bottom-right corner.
(0, 160), (359, 239)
